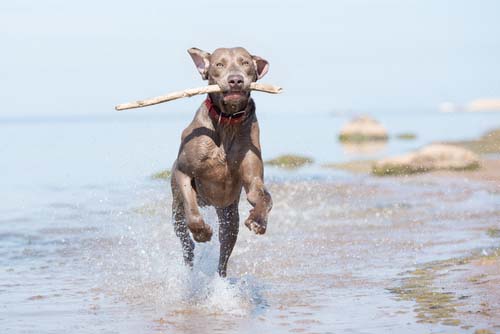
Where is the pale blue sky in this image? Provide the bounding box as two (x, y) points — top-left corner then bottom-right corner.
(1, 0), (499, 117)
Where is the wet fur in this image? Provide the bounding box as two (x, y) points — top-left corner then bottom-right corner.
(171, 47), (272, 277)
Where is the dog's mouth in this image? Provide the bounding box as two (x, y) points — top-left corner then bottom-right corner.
(220, 91), (249, 113)
(223, 91), (248, 101)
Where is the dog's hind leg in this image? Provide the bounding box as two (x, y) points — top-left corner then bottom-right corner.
(216, 200), (240, 277)
(171, 180), (195, 266)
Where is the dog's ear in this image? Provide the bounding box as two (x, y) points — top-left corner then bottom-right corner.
(188, 47), (211, 80)
(252, 55), (269, 80)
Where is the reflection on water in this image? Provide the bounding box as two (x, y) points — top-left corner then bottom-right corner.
(340, 140), (387, 155)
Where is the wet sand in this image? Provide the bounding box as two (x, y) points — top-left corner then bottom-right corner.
(427, 158), (500, 185)
(323, 144), (500, 332)
(390, 158), (500, 332)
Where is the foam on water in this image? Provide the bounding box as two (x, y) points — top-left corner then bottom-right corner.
(90, 202), (260, 320)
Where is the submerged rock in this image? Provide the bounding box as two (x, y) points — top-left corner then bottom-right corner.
(323, 160), (374, 173)
(151, 169), (171, 180)
(265, 154), (313, 169)
(396, 132), (417, 140)
(338, 116), (388, 142)
(373, 144), (480, 176)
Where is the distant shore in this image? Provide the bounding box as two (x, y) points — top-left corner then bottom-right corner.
(325, 127), (500, 184)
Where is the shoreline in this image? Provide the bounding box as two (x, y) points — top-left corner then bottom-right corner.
(324, 127), (500, 185)
(322, 128), (500, 331)
(423, 157), (500, 186)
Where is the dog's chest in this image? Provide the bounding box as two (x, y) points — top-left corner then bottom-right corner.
(201, 140), (240, 175)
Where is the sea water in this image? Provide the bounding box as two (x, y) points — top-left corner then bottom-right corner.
(1, 109), (499, 333)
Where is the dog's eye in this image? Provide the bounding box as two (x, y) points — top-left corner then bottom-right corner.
(216, 63), (224, 68)
(242, 60), (250, 66)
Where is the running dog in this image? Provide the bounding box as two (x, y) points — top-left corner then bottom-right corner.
(171, 47), (273, 277)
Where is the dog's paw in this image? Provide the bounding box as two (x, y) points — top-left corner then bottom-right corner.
(244, 210), (267, 235)
(192, 227), (213, 242)
(187, 216), (213, 242)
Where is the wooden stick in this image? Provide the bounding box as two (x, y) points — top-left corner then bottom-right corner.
(115, 83), (283, 111)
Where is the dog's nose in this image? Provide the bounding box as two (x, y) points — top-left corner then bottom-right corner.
(228, 75), (244, 90)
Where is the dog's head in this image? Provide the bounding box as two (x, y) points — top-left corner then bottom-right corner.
(188, 47), (269, 114)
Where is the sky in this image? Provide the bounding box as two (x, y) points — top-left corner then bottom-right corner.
(1, 0), (499, 117)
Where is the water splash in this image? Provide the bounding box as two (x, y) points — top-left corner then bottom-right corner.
(92, 203), (262, 319)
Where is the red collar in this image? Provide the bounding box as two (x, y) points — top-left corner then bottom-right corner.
(205, 96), (246, 125)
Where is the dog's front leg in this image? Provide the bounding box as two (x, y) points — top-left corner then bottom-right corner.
(244, 178), (272, 234)
(241, 150), (272, 234)
(173, 169), (213, 242)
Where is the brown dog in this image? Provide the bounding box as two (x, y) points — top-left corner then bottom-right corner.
(171, 47), (273, 277)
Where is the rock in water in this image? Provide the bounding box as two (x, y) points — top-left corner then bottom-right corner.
(151, 169), (171, 180)
(265, 154), (314, 169)
(338, 116), (388, 142)
(373, 144), (480, 176)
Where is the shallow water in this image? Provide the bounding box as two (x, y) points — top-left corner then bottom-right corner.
(1, 110), (499, 333)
